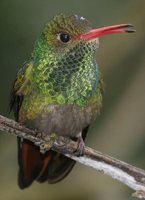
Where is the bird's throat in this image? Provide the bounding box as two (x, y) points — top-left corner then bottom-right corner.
(31, 55), (98, 107)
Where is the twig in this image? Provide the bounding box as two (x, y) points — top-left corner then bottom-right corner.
(0, 114), (145, 198)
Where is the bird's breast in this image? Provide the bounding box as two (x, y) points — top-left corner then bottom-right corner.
(19, 102), (99, 138)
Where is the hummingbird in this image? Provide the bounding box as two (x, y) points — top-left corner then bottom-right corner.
(10, 13), (135, 189)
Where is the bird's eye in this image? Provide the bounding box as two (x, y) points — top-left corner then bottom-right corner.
(58, 33), (71, 43)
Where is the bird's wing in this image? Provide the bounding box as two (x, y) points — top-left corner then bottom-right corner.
(10, 62), (31, 120)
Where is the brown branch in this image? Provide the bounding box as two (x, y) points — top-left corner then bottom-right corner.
(0, 114), (145, 198)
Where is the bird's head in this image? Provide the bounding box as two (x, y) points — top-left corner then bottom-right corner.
(30, 13), (135, 105)
(33, 13), (135, 62)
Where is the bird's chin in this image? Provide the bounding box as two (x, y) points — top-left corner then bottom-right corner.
(88, 38), (99, 51)
(93, 38), (99, 46)
(91, 37), (99, 43)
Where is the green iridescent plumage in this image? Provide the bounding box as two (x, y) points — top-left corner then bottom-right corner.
(10, 13), (104, 189)
(13, 13), (103, 122)
(10, 13), (135, 189)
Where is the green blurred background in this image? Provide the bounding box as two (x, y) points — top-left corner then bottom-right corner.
(0, 0), (145, 199)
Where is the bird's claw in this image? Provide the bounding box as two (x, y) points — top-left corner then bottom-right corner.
(56, 136), (85, 156)
(40, 142), (52, 154)
(73, 136), (85, 156)
(37, 133), (57, 154)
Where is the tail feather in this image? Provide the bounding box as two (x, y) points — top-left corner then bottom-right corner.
(18, 126), (89, 188)
(47, 126), (89, 184)
(47, 153), (76, 184)
(18, 138), (52, 189)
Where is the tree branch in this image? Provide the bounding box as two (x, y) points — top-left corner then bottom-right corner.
(0, 114), (145, 198)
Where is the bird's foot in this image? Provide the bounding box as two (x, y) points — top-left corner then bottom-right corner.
(73, 136), (85, 156)
(39, 133), (57, 154)
(54, 135), (85, 156)
(54, 136), (73, 154)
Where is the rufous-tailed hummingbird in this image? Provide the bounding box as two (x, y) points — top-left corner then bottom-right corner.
(10, 13), (135, 189)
